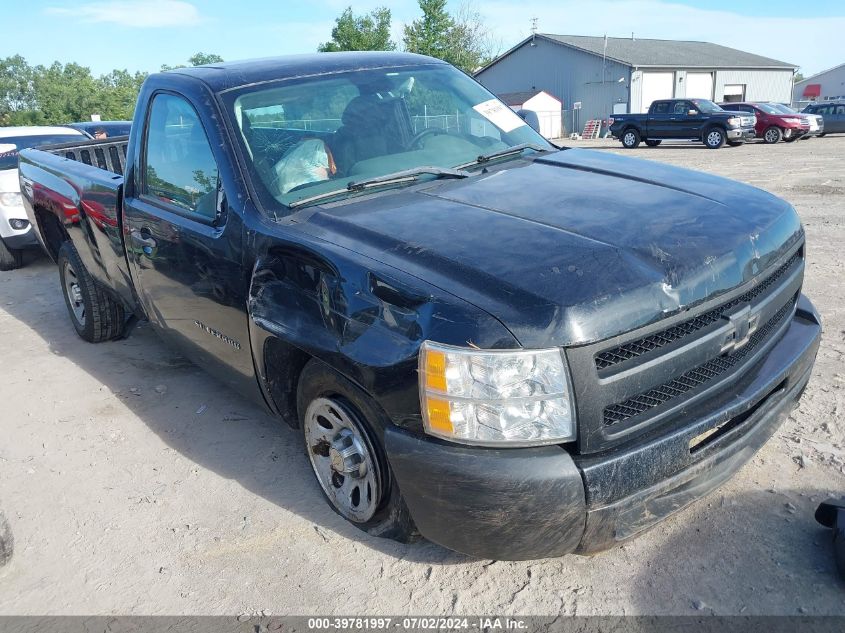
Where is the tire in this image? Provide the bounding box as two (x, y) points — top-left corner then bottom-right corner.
(644, 139), (661, 147)
(704, 127), (726, 149)
(297, 359), (418, 543)
(621, 128), (641, 149)
(783, 134), (798, 143)
(763, 126), (782, 144)
(818, 133), (826, 137)
(0, 238), (23, 271)
(57, 241), (125, 343)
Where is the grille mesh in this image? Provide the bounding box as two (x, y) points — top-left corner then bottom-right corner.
(602, 295), (796, 426)
(595, 252), (801, 371)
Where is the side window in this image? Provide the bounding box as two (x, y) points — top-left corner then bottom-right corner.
(144, 93), (220, 219)
(673, 101), (689, 115)
(653, 102), (669, 114)
(836, 105), (845, 115)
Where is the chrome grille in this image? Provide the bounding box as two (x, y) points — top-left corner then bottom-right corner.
(602, 294), (797, 426)
(594, 251), (801, 371)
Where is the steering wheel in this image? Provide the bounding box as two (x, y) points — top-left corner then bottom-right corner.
(408, 127), (448, 150)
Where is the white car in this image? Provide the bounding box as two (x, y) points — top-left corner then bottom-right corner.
(0, 126), (86, 270)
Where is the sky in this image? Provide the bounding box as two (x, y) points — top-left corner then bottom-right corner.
(2, 0), (843, 77)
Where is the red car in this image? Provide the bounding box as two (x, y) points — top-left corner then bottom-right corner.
(720, 101), (810, 144)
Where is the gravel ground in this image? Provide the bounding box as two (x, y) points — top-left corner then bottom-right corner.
(0, 135), (843, 616)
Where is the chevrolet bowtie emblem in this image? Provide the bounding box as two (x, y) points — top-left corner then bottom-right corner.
(721, 304), (761, 354)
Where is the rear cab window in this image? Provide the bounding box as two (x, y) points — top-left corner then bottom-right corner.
(142, 93), (220, 221)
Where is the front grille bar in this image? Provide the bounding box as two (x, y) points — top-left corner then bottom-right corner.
(602, 293), (797, 426)
(595, 251), (801, 371)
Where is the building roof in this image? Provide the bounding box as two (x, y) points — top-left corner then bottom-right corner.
(497, 90), (561, 106)
(477, 34), (796, 75)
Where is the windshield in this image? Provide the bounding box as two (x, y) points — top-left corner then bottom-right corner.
(223, 64), (552, 213)
(0, 133), (82, 170)
(691, 99), (724, 113)
(769, 103), (798, 115)
(753, 103), (785, 115)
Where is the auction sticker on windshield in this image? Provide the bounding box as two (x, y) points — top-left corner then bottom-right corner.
(473, 99), (527, 133)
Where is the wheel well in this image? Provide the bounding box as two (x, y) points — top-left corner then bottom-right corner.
(34, 206), (68, 261)
(263, 337), (312, 428)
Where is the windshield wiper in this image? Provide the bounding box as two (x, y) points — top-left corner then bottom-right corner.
(455, 143), (550, 170)
(287, 166), (469, 209)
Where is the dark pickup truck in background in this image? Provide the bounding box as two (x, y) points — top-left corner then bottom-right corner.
(19, 52), (820, 560)
(610, 98), (757, 149)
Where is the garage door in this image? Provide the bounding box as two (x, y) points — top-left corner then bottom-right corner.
(640, 72), (674, 112)
(686, 72), (714, 100)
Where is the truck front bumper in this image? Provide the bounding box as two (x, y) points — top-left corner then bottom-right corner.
(728, 127), (757, 141)
(386, 295), (821, 560)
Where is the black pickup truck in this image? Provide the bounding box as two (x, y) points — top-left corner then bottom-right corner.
(19, 52), (820, 560)
(610, 98), (757, 149)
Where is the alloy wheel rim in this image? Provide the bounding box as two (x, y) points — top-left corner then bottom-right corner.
(708, 131), (722, 146)
(624, 132), (635, 145)
(63, 262), (85, 326)
(766, 129), (778, 143)
(304, 397), (381, 523)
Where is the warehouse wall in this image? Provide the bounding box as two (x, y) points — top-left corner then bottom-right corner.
(714, 69), (794, 103)
(475, 38), (631, 133)
(792, 65), (845, 104)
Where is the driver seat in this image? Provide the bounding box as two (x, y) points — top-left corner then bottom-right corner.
(332, 95), (413, 175)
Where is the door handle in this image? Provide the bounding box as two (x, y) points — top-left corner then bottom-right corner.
(131, 229), (157, 255)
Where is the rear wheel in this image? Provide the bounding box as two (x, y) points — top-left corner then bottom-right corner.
(58, 241), (125, 343)
(763, 126), (782, 144)
(704, 127), (726, 149)
(298, 360), (418, 542)
(0, 238), (23, 271)
(621, 129), (641, 149)
(644, 139), (661, 147)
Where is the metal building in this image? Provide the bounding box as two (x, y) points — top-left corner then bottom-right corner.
(475, 34), (797, 133)
(792, 63), (845, 106)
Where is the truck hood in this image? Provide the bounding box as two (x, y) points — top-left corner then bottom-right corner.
(298, 148), (803, 347)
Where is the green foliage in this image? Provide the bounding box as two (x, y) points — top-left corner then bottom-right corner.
(318, 7), (395, 52)
(403, 1), (497, 73)
(188, 52), (224, 66)
(0, 53), (222, 126)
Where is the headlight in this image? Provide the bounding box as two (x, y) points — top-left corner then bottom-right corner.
(0, 192), (22, 207)
(727, 117), (741, 127)
(419, 341), (576, 446)
(783, 118), (800, 124)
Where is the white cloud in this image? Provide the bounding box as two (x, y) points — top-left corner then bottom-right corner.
(46, 0), (202, 28)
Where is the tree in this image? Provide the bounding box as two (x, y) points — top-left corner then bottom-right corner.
(188, 52), (224, 66)
(403, 1), (498, 73)
(793, 72), (805, 84)
(161, 52), (224, 72)
(318, 7), (395, 52)
(0, 55), (37, 115)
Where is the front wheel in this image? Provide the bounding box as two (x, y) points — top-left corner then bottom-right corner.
(621, 129), (641, 149)
(0, 238), (23, 271)
(763, 126), (782, 144)
(57, 241), (125, 343)
(644, 139), (662, 147)
(704, 128), (726, 149)
(297, 360), (418, 542)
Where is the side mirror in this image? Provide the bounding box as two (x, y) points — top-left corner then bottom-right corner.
(516, 109), (541, 134)
(688, 109), (698, 116)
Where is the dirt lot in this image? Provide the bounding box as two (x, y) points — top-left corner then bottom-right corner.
(1, 136), (843, 616)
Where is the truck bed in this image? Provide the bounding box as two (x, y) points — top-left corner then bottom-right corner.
(19, 137), (136, 311)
